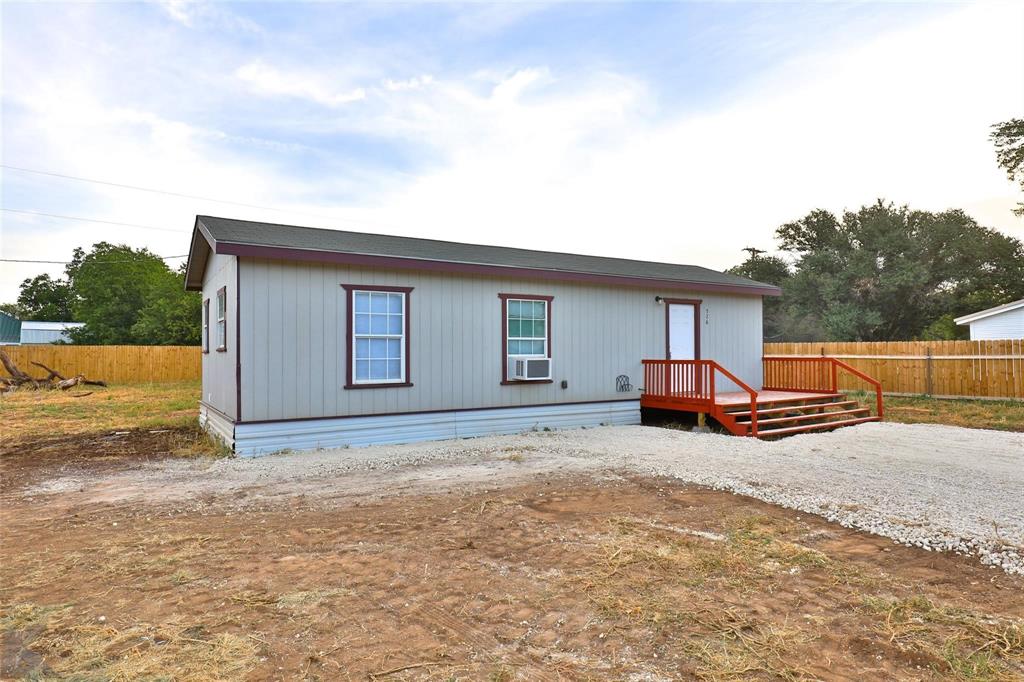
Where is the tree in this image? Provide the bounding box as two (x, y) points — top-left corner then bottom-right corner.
(726, 250), (800, 340)
(763, 200), (1024, 341)
(3, 242), (201, 345)
(131, 263), (202, 345)
(64, 244), (168, 344)
(63, 243), (201, 345)
(990, 118), (1024, 216)
(7, 274), (74, 321)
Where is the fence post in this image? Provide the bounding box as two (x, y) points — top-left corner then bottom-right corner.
(925, 347), (933, 397)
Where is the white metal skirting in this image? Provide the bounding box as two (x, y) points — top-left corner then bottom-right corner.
(199, 403), (235, 449)
(230, 400), (640, 457)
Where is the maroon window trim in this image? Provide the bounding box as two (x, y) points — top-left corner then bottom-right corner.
(341, 284), (414, 390)
(499, 293), (554, 385)
(216, 286), (227, 352)
(663, 297), (701, 360)
(202, 298), (210, 353)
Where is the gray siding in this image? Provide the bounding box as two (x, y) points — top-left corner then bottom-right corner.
(200, 252), (237, 419)
(233, 401), (639, 456)
(238, 257), (764, 422)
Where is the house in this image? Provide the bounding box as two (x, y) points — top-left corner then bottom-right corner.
(954, 299), (1024, 340)
(0, 312), (21, 345)
(18, 320), (85, 344)
(184, 215), (880, 455)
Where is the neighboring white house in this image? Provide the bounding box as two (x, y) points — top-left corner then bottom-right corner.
(954, 299), (1024, 340)
(19, 321), (85, 344)
(184, 215), (781, 455)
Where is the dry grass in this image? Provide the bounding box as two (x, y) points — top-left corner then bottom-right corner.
(4, 477), (1023, 679)
(861, 595), (1024, 680)
(572, 515), (837, 679)
(572, 514), (1022, 680)
(2, 381), (201, 445)
(164, 424), (233, 458)
(277, 588), (353, 608)
(10, 534), (225, 594)
(847, 392), (1024, 432)
(1, 603), (259, 681)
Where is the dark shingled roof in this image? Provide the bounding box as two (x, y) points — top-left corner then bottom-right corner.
(186, 215), (780, 296)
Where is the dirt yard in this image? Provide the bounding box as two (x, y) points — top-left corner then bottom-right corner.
(2, 427), (1023, 680)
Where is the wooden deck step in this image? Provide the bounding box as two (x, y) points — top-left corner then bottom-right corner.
(721, 393), (842, 412)
(728, 400), (859, 418)
(739, 408), (870, 428)
(754, 416), (880, 438)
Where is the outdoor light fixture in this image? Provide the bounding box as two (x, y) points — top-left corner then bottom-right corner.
(654, 296), (664, 304)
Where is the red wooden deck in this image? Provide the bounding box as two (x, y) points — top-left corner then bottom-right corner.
(713, 390), (834, 406)
(641, 358), (883, 438)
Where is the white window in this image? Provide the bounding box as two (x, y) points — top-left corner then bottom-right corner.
(216, 288), (226, 351)
(353, 290), (405, 383)
(507, 299), (547, 356)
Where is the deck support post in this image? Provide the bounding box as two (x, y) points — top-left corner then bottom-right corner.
(697, 412), (706, 428)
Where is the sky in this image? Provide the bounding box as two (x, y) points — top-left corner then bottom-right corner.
(1, 1), (1022, 305)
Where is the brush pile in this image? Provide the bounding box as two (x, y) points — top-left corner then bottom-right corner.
(1, 348), (106, 394)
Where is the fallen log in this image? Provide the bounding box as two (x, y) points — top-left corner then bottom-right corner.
(30, 361), (65, 382)
(57, 375), (86, 390)
(1, 349), (33, 383)
(0, 349), (107, 391)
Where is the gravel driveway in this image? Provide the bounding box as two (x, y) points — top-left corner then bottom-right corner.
(24, 422), (1024, 574)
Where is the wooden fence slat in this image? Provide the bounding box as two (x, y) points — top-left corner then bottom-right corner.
(2, 345), (201, 384)
(5, 340), (1021, 397)
(764, 340), (1022, 400)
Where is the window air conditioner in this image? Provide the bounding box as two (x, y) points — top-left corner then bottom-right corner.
(507, 356), (551, 381)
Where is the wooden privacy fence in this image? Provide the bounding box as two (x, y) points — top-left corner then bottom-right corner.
(2, 345), (201, 384)
(764, 340), (1024, 400)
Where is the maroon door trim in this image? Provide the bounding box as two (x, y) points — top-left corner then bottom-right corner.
(498, 293), (554, 385)
(341, 284), (415, 390)
(663, 298), (701, 360)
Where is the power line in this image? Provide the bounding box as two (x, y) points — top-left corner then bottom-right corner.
(2, 207), (187, 233)
(1, 255), (188, 265)
(1, 163), (401, 231)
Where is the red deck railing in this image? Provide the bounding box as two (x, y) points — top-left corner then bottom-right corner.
(763, 356), (884, 419)
(642, 359), (760, 436)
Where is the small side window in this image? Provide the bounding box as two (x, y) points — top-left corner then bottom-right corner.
(202, 299), (210, 353)
(216, 287), (227, 352)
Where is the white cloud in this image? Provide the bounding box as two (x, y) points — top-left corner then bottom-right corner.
(236, 60), (366, 107)
(383, 75), (435, 92)
(2, 2), (1021, 305)
(157, 0), (195, 27)
(358, 2), (1024, 266)
(450, 2), (553, 36)
(157, 0), (262, 33)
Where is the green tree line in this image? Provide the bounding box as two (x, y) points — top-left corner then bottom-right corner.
(728, 200), (1024, 341)
(1, 243), (200, 345)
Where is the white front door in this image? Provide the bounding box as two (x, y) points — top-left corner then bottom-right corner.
(668, 303), (696, 360)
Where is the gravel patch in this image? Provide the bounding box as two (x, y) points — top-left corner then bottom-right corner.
(23, 422), (1024, 574)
